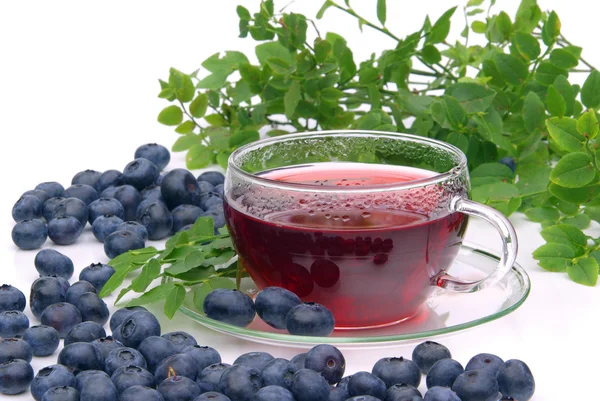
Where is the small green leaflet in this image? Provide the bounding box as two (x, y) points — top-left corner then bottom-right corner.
(193, 277), (237, 313)
(522, 92), (545, 133)
(164, 285), (187, 319)
(581, 71), (600, 109)
(376, 0), (386, 26)
(532, 243), (576, 272)
(130, 259), (162, 293)
(127, 283), (176, 307)
(545, 117), (585, 152)
(577, 109), (599, 139)
(524, 207), (559, 223)
(285, 81), (302, 119)
(494, 54), (528, 86)
(157, 106), (183, 126)
(546, 86), (566, 118)
(567, 257), (598, 286)
(549, 152), (594, 188)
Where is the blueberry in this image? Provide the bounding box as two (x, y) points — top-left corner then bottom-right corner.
(105, 347), (147, 376)
(66, 281), (97, 305)
(290, 368), (330, 401)
(65, 321), (107, 345)
(0, 337), (32, 363)
(290, 353), (307, 371)
(109, 306), (148, 332)
(48, 216), (82, 245)
(119, 310), (161, 349)
(120, 385), (165, 401)
(496, 359), (535, 401)
(203, 289), (256, 327)
(79, 372), (119, 401)
(201, 205), (225, 233)
(89, 198), (125, 224)
(346, 396), (383, 401)
(53, 197), (89, 227)
(137, 201), (173, 240)
(111, 365), (155, 393)
(116, 221), (149, 241)
(59, 342), (103, 374)
(423, 386), (461, 401)
(197, 171), (225, 187)
(498, 157), (517, 173)
(218, 364), (262, 401)
(385, 383), (423, 401)
(328, 386), (350, 401)
(196, 363), (231, 393)
(195, 392), (231, 401)
(426, 358), (464, 389)
(76, 371), (110, 391)
(43, 197), (66, 222)
(286, 302), (335, 337)
(348, 371), (386, 399)
(158, 375), (201, 401)
(141, 185), (164, 202)
(65, 184), (99, 206)
(155, 353), (198, 382)
(136, 336), (176, 373)
(197, 180), (215, 194)
(251, 385), (295, 401)
(35, 249), (74, 279)
(42, 274), (69, 294)
(135, 144), (171, 171)
(123, 159), (160, 190)
(23, 189), (51, 205)
(171, 205), (204, 232)
(0, 359), (34, 395)
(234, 352), (274, 372)
(72, 169), (102, 188)
(0, 284), (26, 312)
(412, 342), (452, 375)
(182, 345), (221, 371)
(73, 292), (110, 325)
(95, 170), (124, 193)
(155, 174), (165, 186)
(79, 263), (116, 292)
(30, 276), (66, 318)
(214, 184), (224, 198)
(156, 331), (194, 353)
(111, 325), (124, 342)
(336, 375), (351, 392)
(105, 230), (145, 258)
(36, 182), (66, 198)
(310, 259), (340, 288)
(199, 192), (222, 210)
(91, 336), (124, 365)
(261, 358), (295, 390)
(32, 365), (76, 401)
(0, 310), (29, 337)
(102, 185), (142, 222)
(160, 169), (202, 209)
(41, 302), (82, 338)
(451, 370), (499, 401)
(372, 356), (421, 388)
(41, 386), (80, 401)
(254, 287), (301, 330)
(92, 215), (124, 242)
(305, 344), (345, 385)
(464, 353), (504, 377)
(12, 194), (43, 222)
(12, 219), (48, 250)
(23, 325), (60, 356)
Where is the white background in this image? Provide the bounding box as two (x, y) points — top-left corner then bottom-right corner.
(1, 1), (599, 399)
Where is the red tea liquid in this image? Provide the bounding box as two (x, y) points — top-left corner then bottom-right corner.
(224, 163), (467, 328)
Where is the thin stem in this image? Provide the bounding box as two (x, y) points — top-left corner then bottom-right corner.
(410, 69), (441, 78)
(329, 2), (401, 42)
(307, 18), (322, 38)
(178, 100), (211, 147)
(557, 34), (596, 71)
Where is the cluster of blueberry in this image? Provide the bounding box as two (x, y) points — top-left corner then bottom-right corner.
(11, 143), (227, 259)
(204, 286), (336, 337)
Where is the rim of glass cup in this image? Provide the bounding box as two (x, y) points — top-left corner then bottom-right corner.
(227, 130), (468, 193)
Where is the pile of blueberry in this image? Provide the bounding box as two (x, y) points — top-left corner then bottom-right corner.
(10, 143), (226, 259)
(204, 286), (336, 337)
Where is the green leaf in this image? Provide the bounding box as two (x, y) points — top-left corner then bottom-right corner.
(196, 72), (229, 90)
(172, 134), (198, 152)
(512, 32), (540, 61)
(546, 85), (566, 118)
(567, 257), (598, 286)
(421, 45), (441, 64)
(535, 61), (568, 87)
(514, 0), (542, 33)
(471, 182), (521, 215)
(157, 105), (183, 126)
(471, 21), (486, 34)
(376, 0), (386, 26)
(130, 259), (162, 293)
(563, 214), (591, 229)
(549, 183), (600, 204)
(205, 114), (227, 126)
(236, 5), (251, 20)
(581, 70), (600, 109)
(158, 88), (174, 99)
(284, 81), (302, 119)
(189, 93), (209, 118)
(542, 10), (561, 46)
(316, 0), (334, 19)
(98, 267), (132, 299)
(522, 92), (545, 133)
(127, 283), (175, 307)
(470, 162), (514, 187)
(164, 285), (186, 319)
(256, 41), (293, 66)
(174, 120), (196, 135)
(552, 75), (574, 116)
(494, 53), (528, 86)
(207, 127), (230, 151)
(549, 48), (579, 70)
(446, 83), (496, 113)
(192, 277), (236, 312)
(467, 0), (484, 6)
(541, 224), (587, 247)
(314, 39), (332, 63)
(525, 207), (560, 223)
(472, 112), (513, 153)
(428, 7), (457, 44)
(533, 243), (575, 272)
(577, 109), (599, 139)
(546, 117), (585, 152)
(228, 130), (260, 149)
(442, 95), (467, 130)
(487, 12), (512, 43)
(550, 152), (595, 188)
(186, 144), (212, 170)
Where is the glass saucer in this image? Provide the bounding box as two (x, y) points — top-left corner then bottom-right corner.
(179, 244), (530, 349)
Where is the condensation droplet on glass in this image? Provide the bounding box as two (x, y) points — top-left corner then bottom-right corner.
(332, 215), (340, 221)
(342, 215), (350, 222)
(308, 210), (315, 216)
(362, 212), (371, 218)
(325, 213), (331, 219)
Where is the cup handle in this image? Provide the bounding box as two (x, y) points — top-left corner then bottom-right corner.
(433, 196), (518, 292)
